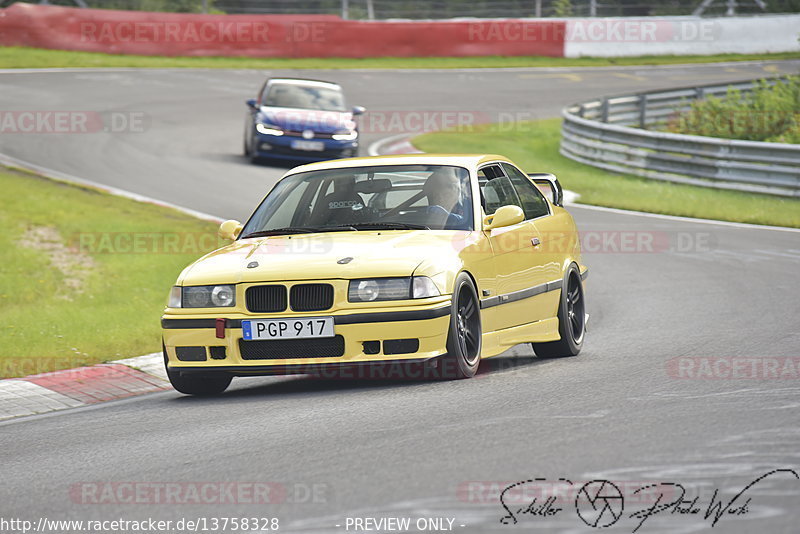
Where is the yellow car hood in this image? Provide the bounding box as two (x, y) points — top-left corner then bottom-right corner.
(178, 230), (467, 286)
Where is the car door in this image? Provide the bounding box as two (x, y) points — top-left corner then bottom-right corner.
(501, 162), (566, 322)
(479, 163), (541, 332)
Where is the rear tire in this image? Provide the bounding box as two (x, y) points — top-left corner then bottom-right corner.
(532, 263), (585, 358)
(435, 273), (482, 379)
(163, 345), (232, 395)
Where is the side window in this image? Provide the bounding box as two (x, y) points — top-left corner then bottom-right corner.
(479, 165), (522, 215)
(502, 163), (550, 220)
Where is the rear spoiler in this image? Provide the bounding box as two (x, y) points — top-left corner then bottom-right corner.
(528, 173), (563, 207)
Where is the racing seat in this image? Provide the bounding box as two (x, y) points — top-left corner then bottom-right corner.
(312, 187), (365, 227)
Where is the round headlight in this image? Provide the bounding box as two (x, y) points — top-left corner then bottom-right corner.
(211, 285), (234, 307)
(185, 287), (210, 307)
(356, 280), (379, 302)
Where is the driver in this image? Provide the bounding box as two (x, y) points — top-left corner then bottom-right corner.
(423, 168), (469, 229)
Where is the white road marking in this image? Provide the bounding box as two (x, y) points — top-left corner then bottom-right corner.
(0, 380), (84, 421)
(570, 203), (800, 233)
(0, 152), (223, 223)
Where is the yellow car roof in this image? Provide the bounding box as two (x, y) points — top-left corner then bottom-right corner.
(285, 154), (514, 176)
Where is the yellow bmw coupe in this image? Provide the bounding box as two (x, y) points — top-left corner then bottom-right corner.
(161, 154), (587, 394)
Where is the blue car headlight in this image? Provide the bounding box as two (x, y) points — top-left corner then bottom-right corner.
(332, 129), (358, 141)
(256, 123), (284, 136)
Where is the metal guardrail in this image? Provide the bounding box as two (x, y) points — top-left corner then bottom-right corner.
(560, 78), (800, 197)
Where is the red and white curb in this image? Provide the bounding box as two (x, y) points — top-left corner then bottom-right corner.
(0, 353), (166, 421)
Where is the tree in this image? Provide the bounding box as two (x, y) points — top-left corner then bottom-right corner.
(553, 0), (573, 17)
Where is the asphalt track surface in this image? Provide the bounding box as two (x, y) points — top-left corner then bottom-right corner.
(2, 61), (800, 533)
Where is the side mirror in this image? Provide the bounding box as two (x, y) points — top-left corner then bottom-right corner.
(483, 205), (524, 231)
(352, 105), (366, 116)
(218, 220), (243, 241)
(246, 99), (258, 110)
(528, 173), (563, 207)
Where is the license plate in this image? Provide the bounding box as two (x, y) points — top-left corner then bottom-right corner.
(242, 317), (334, 340)
(291, 140), (325, 151)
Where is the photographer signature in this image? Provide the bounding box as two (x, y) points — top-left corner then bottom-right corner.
(499, 468), (798, 531)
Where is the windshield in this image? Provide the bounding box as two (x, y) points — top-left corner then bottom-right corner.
(241, 165), (474, 237)
(262, 83), (347, 112)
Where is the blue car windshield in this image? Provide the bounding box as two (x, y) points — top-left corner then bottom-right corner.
(241, 165), (474, 235)
(263, 83), (346, 112)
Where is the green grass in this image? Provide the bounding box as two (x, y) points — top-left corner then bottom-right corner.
(0, 167), (219, 378)
(1, 46), (798, 69)
(414, 118), (800, 228)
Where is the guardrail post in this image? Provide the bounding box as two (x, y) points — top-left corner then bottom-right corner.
(601, 98), (609, 123)
(638, 94), (647, 128)
(695, 87), (705, 100)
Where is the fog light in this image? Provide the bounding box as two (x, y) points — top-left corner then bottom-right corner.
(176, 346), (206, 361)
(383, 339), (419, 355)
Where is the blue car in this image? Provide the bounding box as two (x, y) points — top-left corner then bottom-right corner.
(244, 78), (364, 163)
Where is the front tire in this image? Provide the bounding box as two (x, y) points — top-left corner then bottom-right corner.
(163, 346), (232, 395)
(532, 263), (585, 358)
(246, 135), (261, 164)
(436, 273), (482, 379)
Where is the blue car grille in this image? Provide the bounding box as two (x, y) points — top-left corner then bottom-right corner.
(283, 130), (335, 139)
